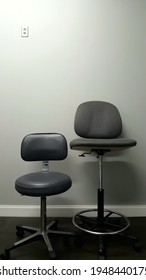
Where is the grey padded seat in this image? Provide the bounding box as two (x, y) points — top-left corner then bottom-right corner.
(3, 133), (73, 259)
(70, 101), (139, 259)
(16, 172), (71, 197)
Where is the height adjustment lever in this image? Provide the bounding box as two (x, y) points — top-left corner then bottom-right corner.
(79, 150), (100, 158)
(79, 152), (91, 157)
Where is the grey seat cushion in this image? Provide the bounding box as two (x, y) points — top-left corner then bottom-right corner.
(70, 137), (137, 152)
(15, 172), (72, 197)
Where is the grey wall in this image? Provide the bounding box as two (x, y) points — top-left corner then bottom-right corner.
(0, 0), (146, 214)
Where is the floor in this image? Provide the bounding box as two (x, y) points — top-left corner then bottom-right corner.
(0, 217), (146, 260)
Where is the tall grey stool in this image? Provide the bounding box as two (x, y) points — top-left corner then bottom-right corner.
(70, 101), (140, 259)
(3, 133), (73, 259)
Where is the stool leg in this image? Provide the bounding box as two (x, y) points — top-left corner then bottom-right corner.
(98, 235), (106, 259)
(98, 189), (104, 224)
(40, 197), (56, 258)
(41, 197), (47, 232)
(43, 232), (56, 259)
(98, 154), (104, 224)
(97, 154), (106, 259)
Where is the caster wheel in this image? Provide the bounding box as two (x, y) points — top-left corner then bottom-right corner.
(98, 254), (106, 260)
(133, 240), (141, 252)
(0, 253), (7, 260)
(49, 250), (56, 259)
(98, 249), (106, 260)
(3, 249), (10, 259)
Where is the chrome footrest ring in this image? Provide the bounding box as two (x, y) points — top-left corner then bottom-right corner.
(73, 208), (130, 235)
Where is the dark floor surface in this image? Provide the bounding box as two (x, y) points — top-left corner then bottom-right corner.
(0, 217), (146, 260)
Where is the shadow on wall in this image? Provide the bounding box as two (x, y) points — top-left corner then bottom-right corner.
(75, 160), (140, 205)
(103, 161), (140, 205)
(48, 153), (140, 206)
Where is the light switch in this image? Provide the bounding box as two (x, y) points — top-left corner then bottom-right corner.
(21, 26), (29, 37)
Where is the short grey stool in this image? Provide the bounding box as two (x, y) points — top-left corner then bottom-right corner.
(3, 133), (73, 259)
(70, 101), (140, 259)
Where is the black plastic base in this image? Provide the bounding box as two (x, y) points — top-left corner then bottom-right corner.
(73, 209), (141, 259)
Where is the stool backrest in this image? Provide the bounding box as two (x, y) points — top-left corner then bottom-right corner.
(21, 133), (68, 161)
(74, 101), (122, 139)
